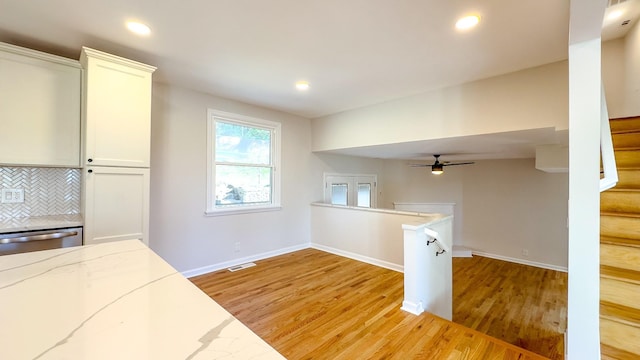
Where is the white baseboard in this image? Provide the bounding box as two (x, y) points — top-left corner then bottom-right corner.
(401, 300), (424, 315)
(452, 245), (473, 258)
(310, 243), (404, 273)
(472, 251), (568, 272)
(182, 243), (309, 278)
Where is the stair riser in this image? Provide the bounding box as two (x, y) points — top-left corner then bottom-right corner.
(601, 118), (640, 359)
(615, 151), (640, 169)
(601, 191), (640, 214)
(600, 318), (640, 355)
(601, 244), (640, 273)
(601, 216), (640, 240)
(613, 132), (640, 149)
(610, 117), (640, 133)
(616, 170), (640, 189)
(601, 278), (640, 311)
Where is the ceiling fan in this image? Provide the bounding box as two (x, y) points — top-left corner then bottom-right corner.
(410, 155), (475, 175)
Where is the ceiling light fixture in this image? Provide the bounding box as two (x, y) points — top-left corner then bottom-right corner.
(431, 163), (444, 175)
(455, 15), (480, 30)
(607, 10), (624, 20)
(295, 81), (310, 91)
(126, 21), (151, 36)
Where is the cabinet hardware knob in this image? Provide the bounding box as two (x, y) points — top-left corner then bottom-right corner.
(88, 169), (93, 173)
(88, 158), (93, 162)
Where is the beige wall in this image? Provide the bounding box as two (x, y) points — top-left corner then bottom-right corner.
(380, 159), (464, 248)
(624, 20), (640, 117)
(378, 157), (568, 269)
(310, 153), (386, 204)
(311, 61), (568, 152)
(462, 159), (568, 269)
(150, 83), (314, 273)
(602, 38), (626, 118)
(603, 21), (640, 118)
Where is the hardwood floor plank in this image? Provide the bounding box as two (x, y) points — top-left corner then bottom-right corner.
(453, 256), (567, 360)
(191, 249), (559, 359)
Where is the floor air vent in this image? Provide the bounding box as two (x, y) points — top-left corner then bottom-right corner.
(227, 262), (256, 272)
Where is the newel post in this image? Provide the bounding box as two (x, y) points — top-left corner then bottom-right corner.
(401, 217), (453, 320)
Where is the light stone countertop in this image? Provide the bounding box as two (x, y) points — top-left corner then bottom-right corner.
(0, 214), (84, 233)
(0, 240), (286, 360)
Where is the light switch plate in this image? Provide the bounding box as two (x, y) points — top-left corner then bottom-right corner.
(1, 188), (24, 203)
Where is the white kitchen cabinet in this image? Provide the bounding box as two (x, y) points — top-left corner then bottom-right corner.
(80, 48), (155, 246)
(0, 42), (81, 167)
(83, 167), (150, 245)
(80, 47), (156, 167)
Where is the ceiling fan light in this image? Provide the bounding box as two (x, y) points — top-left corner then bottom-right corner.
(432, 164), (444, 175)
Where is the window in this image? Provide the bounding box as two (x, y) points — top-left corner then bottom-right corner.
(206, 109), (281, 215)
(324, 174), (377, 208)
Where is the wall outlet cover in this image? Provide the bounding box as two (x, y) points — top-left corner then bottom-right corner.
(1, 188), (24, 203)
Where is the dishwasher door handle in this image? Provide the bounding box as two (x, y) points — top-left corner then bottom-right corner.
(0, 231), (79, 244)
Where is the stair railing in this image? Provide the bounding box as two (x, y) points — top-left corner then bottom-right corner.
(424, 227), (449, 256)
(600, 84), (618, 192)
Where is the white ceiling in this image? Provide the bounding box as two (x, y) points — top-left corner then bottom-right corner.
(0, 0), (636, 160)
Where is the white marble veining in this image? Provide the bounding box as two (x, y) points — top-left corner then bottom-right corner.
(0, 214), (84, 233)
(0, 240), (285, 360)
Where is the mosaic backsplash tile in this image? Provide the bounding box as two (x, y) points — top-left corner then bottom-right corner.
(0, 167), (81, 220)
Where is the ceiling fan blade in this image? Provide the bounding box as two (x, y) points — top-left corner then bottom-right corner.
(442, 162), (475, 167)
(409, 164), (432, 167)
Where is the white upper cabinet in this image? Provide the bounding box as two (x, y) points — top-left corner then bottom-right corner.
(0, 42), (81, 167)
(80, 47), (156, 168)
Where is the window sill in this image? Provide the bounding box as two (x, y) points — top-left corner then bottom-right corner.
(205, 205), (282, 217)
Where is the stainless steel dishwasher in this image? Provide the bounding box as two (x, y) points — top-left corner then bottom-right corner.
(0, 227), (83, 256)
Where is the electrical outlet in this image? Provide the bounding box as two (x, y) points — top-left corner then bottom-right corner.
(1, 189), (24, 203)
(234, 242), (240, 253)
(522, 249), (529, 257)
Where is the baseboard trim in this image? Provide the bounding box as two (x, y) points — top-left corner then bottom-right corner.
(310, 243), (404, 273)
(401, 300), (424, 315)
(472, 251), (568, 272)
(182, 243), (309, 278)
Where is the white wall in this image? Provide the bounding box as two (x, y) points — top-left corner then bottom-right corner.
(603, 21), (640, 118)
(462, 159), (568, 270)
(311, 61), (568, 152)
(567, 37), (603, 360)
(602, 38), (626, 118)
(380, 159), (464, 247)
(149, 83), (314, 273)
(310, 153), (386, 204)
(624, 20), (640, 117)
(379, 158), (568, 270)
(310, 204), (446, 271)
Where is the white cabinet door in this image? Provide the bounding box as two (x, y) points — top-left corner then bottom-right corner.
(0, 42), (81, 167)
(81, 47), (156, 168)
(83, 167), (150, 245)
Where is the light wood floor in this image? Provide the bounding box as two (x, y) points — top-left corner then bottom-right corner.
(191, 249), (561, 359)
(453, 256), (567, 360)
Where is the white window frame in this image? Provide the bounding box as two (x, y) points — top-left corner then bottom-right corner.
(323, 173), (377, 208)
(206, 109), (281, 216)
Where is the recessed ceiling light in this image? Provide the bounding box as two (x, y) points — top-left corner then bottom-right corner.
(126, 21), (151, 36)
(295, 81), (310, 91)
(455, 15), (480, 30)
(607, 10), (624, 20)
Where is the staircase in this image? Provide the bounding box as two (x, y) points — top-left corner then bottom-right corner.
(600, 116), (640, 359)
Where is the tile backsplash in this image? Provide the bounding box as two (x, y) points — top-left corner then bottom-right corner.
(0, 167), (80, 220)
